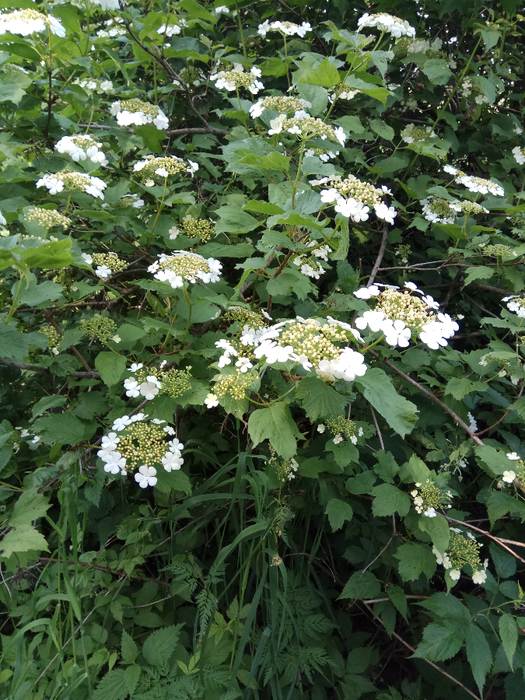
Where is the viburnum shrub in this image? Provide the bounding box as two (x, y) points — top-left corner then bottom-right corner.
(1, 0), (525, 698)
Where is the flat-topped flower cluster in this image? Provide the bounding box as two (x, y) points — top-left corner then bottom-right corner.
(444, 165), (505, 196)
(97, 414), (183, 489)
(210, 65), (264, 94)
(250, 96), (311, 119)
(357, 12), (416, 38)
(0, 9), (66, 37)
(133, 155), (198, 184)
(314, 175), (396, 223)
(110, 99), (169, 130)
(123, 363), (192, 401)
(36, 170), (107, 199)
(268, 113), (346, 147)
(257, 20), (312, 37)
(354, 282), (459, 349)
(148, 251), (222, 289)
(420, 195), (488, 224)
(55, 135), (108, 167)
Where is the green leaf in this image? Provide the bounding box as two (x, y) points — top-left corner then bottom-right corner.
(422, 59), (453, 85)
(325, 498), (353, 532)
(142, 625), (182, 667)
(237, 152), (290, 174)
(266, 269), (314, 300)
(339, 571), (381, 600)
(155, 468), (192, 495)
(356, 368), (418, 438)
(295, 377), (349, 421)
(95, 352), (127, 387)
(0, 525), (49, 559)
(124, 665), (141, 695)
(93, 669), (129, 700)
(444, 376), (487, 400)
(121, 630), (138, 665)
(418, 515), (450, 554)
(499, 613), (518, 671)
(413, 622), (464, 661)
(369, 119), (395, 141)
(31, 395), (67, 420)
(214, 205), (260, 234)
(15, 280), (64, 308)
(20, 239), (73, 269)
(463, 266), (494, 286)
(0, 321), (47, 362)
(243, 201), (284, 215)
(248, 402), (302, 459)
(9, 488), (50, 529)
(32, 413), (94, 446)
(371, 484), (410, 517)
(387, 586), (407, 620)
(464, 624), (492, 695)
(0, 79), (26, 105)
(418, 592), (470, 623)
(332, 218), (349, 261)
(394, 542), (437, 582)
(474, 444), (508, 477)
(296, 58), (341, 88)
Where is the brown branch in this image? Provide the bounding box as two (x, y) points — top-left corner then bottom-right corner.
(0, 358), (100, 379)
(44, 310), (93, 373)
(376, 354), (485, 446)
(167, 126), (228, 137)
(368, 222), (389, 287)
(362, 602), (481, 700)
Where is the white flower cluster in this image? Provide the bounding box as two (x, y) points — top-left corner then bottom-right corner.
(304, 148), (339, 163)
(444, 166), (504, 196)
(249, 96), (311, 119)
(157, 18), (188, 37)
(36, 171), (107, 199)
(210, 65), (264, 94)
(401, 123), (437, 144)
(55, 135), (108, 167)
(98, 414), (183, 489)
(357, 13), (416, 39)
(503, 295), (525, 318)
(215, 339), (254, 372)
(74, 77), (115, 93)
(354, 282), (459, 350)
(293, 242), (331, 280)
(461, 78), (489, 105)
(124, 373), (161, 400)
(268, 113), (346, 147)
(132, 155), (198, 184)
(0, 9), (66, 37)
(96, 18), (126, 38)
(420, 196), (462, 224)
(148, 251), (222, 289)
(110, 99), (169, 130)
(512, 146), (525, 166)
(229, 317), (367, 382)
(257, 20), (312, 37)
(315, 176), (396, 224)
(90, 0), (120, 10)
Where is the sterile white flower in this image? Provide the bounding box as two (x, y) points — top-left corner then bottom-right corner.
(502, 470), (516, 483)
(134, 465), (158, 488)
(205, 393), (219, 408)
(354, 285), (380, 300)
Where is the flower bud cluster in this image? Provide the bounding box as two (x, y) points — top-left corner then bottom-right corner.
(319, 417), (364, 445)
(133, 155), (198, 183)
(98, 414), (184, 489)
(250, 96), (311, 119)
(483, 244), (514, 257)
(36, 170), (107, 199)
(79, 314), (118, 344)
(421, 194), (489, 223)
(0, 9), (66, 37)
(25, 207), (71, 229)
(304, 147), (339, 162)
(268, 114), (346, 147)
(123, 364), (192, 400)
(257, 20), (312, 37)
(410, 479), (452, 517)
(110, 99), (169, 130)
(182, 217), (215, 243)
(210, 66), (264, 94)
(433, 529), (487, 585)
(82, 252), (127, 279)
(401, 123), (437, 144)
(214, 370), (259, 400)
(55, 135), (108, 166)
(357, 12), (415, 38)
(148, 251), (222, 289)
(512, 146), (525, 166)
(179, 66), (204, 89)
(293, 242), (331, 280)
(39, 325), (61, 356)
(497, 453), (524, 489)
(224, 307), (267, 330)
(112, 194), (145, 209)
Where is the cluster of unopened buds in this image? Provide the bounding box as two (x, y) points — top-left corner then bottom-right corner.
(123, 362), (192, 400)
(0, 8), (66, 37)
(268, 113), (346, 147)
(133, 155), (198, 184)
(36, 170), (107, 199)
(81, 252), (126, 279)
(148, 251), (222, 289)
(410, 479), (453, 518)
(433, 528), (488, 585)
(354, 281), (459, 350)
(313, 176), (396, 224)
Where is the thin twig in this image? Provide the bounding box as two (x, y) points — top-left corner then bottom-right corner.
(368, 222), (389, 287)
(0, 358), (100, 379)
(369, 405), (384, 450)
(443, 516), (525, 563)
(362, 602), (481, 700)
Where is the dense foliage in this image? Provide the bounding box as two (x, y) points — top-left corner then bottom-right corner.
(1, 0), (525, 698)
